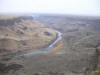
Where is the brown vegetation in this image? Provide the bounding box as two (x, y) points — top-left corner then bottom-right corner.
(0, 15), (57, 55)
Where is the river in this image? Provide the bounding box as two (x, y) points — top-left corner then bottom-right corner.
(17, 30), (62, 57)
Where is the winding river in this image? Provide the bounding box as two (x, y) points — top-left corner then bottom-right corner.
(18, 30), (62, 57)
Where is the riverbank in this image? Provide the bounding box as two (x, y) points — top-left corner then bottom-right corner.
(17, 30), (62, 57)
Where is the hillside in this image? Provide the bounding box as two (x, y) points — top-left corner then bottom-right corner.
(0, 15), (57, 55)
(0, 14), (100, 75)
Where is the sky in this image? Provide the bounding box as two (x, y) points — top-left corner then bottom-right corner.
(0, 0), (100, 16)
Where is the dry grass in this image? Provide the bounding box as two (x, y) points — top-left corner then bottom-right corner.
(0, 15), (57, 54)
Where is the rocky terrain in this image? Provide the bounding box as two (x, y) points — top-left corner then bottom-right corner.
(0, 15), (57, 55)
(0, 14), (100, 75)
(0, 14), (57, 75)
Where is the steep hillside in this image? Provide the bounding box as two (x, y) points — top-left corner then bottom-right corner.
(0, 15), (57, 54)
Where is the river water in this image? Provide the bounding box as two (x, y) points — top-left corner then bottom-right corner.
(18, 30), (62, 57)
